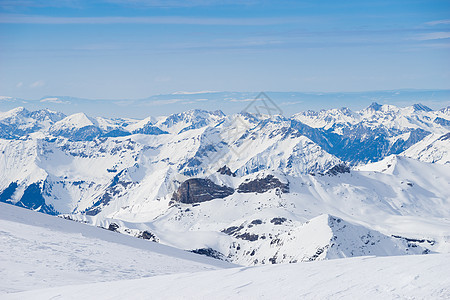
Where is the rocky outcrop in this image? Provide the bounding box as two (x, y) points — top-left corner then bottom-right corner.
(172, 178), (234, 204)
(270, 217), (287, 225)
(325, 164), (350, 176)
(237, 175), (289, 194)
(217, 165), (236, 177)
(190, 248), (226, 260)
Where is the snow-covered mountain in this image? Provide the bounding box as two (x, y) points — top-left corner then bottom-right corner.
(0, 107), (65, 139)
(0, 103), (449, 267)
(400, 132), (450, 164)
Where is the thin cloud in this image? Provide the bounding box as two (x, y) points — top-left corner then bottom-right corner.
(280, 101), (303, 106)
(229, 98), (256, 103)
(0, 14), (300, 26)
(426, 19), (450, 26)
(414, 32), (450, 41)
(30, 80), (45, 88)
(148, 98), (186, 105)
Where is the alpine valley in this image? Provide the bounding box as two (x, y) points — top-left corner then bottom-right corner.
(1, 101), (450, 269)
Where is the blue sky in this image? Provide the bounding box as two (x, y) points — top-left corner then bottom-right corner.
(0, 0), (449, 101)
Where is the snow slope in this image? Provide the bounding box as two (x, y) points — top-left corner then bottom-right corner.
(6, 254), (450, 300)
(400, 132), (450, 164)
(0, 203), (235, 294)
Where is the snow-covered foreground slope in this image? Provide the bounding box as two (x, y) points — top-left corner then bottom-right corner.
(6, 254), (450, 300)
(0, 203), (234, 294)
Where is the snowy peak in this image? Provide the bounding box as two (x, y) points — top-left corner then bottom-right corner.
(0, 106), (28, 120)
(1, 107), (64, 124)
(156, 109), (225, 134)
(367, 102), (383, 111)
(0, 107), (65, 139)
(49, 113), (104, 141)
(52, 112), (97, 130)
(292, 107), (358, 130)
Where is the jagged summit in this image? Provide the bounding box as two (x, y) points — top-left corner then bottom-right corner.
(367, 102), (383, 111)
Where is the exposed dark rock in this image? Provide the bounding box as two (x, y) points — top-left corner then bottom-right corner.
(137, 230), (159, 242)
(172, 178), (234, 204)
(308, 246), (328, 261)
(270, 217), (287, 225)
(269, 255), (277, 264)
(221, 225), (244, 235)
(108, 223), (119, 232)
(391, 235), (435, 246)
(325, 164), (350, 176)
(190, 248), (226, 260)
(235, 232), (259, 241)
(237, 175), (289, 194)
(217, 165), (236, 177)
(251, 219), (263, 225)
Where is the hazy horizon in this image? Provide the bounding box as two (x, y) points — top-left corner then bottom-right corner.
(1, 89), (449, 118)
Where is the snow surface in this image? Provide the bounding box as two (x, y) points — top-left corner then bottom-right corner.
(5, 253), (450, 299)
(0, 203), (234, 294)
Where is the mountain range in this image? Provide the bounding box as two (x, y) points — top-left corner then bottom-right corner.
(0, 102), (449, 266)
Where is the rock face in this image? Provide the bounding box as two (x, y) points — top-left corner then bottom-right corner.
(237, 175), (289, 194)
(325, 164), (350, 176)
(172, 178), (234, 204)
(217, 166), (236, 177)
